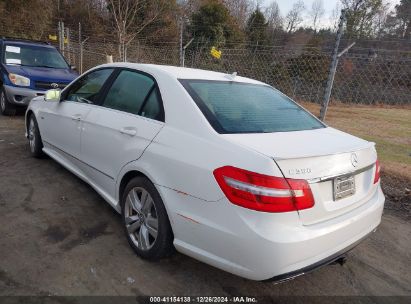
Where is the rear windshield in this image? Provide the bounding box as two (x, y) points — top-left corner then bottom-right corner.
(3, 44), (69, 69)
(180, 80), (325, 134)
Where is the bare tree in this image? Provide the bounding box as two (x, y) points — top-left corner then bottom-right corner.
(108, 0), (166, 61)
(178, 0), (202, 17)
(329, 2), (342, 31)
(223, 0), (252, 29)
(285, 0), (305, 33)
(373, 3), (390, 38)
(265, 1), (282, 31)
(310, 0), (325, 32)
(0, 0), (54, 40)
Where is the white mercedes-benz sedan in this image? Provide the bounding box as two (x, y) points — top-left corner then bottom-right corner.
(25, 63), (384, 281)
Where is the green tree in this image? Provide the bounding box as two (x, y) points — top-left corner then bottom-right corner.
(395, 0), (411, 39)
(246, 8), (269, 47)
(342, 0), (385, 38)
(190, 0), (242, 47)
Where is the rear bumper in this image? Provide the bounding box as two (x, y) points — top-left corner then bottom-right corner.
(265, 230), (373, 283)
(4, 84), (45, 106)
(163, 184), (385, 281)
(244, 186), (384, 280)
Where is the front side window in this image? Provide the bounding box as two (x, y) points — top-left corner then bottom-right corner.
(101, 70), (163, 121)
(4, 44), (69, 69)
(181, 80), (325, 134)
(65, 68), (114, 104)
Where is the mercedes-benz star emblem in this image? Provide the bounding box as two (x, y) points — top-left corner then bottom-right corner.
(351, 153), (358, 167)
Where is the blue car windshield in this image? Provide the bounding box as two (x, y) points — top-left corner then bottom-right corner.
(3, 44), (69, 69)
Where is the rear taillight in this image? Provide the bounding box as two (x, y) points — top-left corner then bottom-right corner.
(213, 166), (314, 213)
(373, 160), (381, 184)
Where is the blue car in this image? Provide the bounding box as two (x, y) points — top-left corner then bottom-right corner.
(0, 38), (78, 115)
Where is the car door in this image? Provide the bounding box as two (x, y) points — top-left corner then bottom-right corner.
(79, 69), (165, 198)
(39, 68), (114, 161)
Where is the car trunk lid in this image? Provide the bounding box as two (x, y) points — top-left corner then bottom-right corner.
(222, 127), (378, 225)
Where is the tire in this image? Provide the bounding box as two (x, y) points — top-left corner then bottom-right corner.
(121, 176), (174, 260)
(27, 114), (44, 158)
(0, 86), (16, 116)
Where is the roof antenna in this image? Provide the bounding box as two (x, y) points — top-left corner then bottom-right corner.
(225, 72), (237, 80)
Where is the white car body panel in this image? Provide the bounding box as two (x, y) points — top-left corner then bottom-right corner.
(222, 127), (374, 160)
(38, 101), (91, 158)
(42, 141), (119, 210)
(79, 106), (164, 200)
(170, 187), (383, 280)
(25, 63), (385, 281)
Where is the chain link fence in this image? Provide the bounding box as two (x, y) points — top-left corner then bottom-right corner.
(184, 45), (411, 105)
(0, 20), (410, 105)
(63, 39), (410, 105)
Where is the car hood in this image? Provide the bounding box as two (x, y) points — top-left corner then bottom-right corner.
(5, 65), (78, 83)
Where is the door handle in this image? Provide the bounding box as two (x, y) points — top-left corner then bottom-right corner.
(71, 114), (82, 121)
(119, 127), (137, 136)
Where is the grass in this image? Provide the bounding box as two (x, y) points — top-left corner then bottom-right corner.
(300, 102), (411, 182)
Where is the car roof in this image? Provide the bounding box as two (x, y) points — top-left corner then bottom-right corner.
(1, 39), (53, 48)
(99, 62), (267, 85)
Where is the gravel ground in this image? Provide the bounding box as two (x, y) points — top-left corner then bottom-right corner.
(0, 115), (410, 297)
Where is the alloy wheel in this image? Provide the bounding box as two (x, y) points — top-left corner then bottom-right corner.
(28, 118), (36, 152)
(124, 187), (159, 251)
(0, 91), (5, 112)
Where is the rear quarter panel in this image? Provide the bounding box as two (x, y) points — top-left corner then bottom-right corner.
(132, 126), (284, 202)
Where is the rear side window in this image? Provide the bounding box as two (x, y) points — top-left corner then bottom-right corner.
(101, 70), (164, 121)
(65, 68), (113, 104)
(140, 88), (162, 120)
(180, 80), (325, 134)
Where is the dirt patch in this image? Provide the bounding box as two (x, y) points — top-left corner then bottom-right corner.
(381, 172), (411, 217)
(0, 270), (22, 288)
(60, 222), (111, 251)
(44, 225), (72, 244)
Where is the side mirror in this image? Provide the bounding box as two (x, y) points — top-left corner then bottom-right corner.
(70, 65), (77, 71)
(45, 89), (61, 102)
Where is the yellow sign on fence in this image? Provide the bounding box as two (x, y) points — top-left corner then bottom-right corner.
(210, 46), (222, 59)
(48, 35), (68, 44)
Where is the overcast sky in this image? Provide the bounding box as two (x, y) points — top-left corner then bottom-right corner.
(261, 0), (401, 28)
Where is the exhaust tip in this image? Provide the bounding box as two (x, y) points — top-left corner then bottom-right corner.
(331, 256), (347, 266)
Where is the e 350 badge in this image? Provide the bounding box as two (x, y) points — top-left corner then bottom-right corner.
(288, 168), (312, 175)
